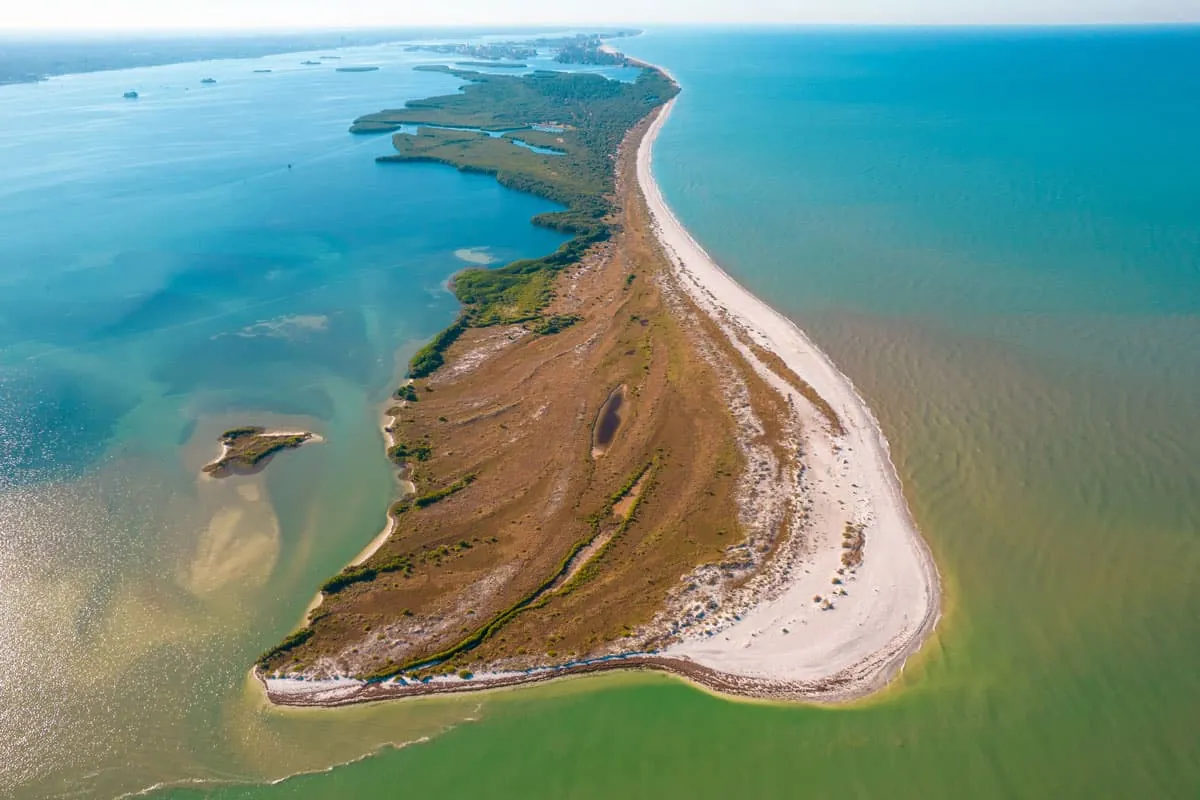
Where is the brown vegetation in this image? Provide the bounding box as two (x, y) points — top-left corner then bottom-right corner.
(841, 521), (866, 568)
(738, 336), (844, 436)
(260, 111), (797, 682)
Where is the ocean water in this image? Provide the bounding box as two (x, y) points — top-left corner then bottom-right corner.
(4, 28), (1199, 799)
(0, 42), (582, 798)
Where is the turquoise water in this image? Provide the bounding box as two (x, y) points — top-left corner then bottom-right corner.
(4, 28), (1199, 798)
(0, 42), (576, 797)
(0, 45), (573, 486)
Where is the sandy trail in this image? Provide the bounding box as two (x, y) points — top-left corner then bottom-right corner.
(639, 99), (941, 696)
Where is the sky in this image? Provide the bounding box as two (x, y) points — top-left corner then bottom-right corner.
(2, 0), (1198, 31)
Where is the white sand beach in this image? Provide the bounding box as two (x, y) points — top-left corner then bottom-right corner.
(638, 99), (941, 698)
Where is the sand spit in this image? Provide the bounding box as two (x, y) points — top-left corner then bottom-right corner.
(262, 91), (939, 709)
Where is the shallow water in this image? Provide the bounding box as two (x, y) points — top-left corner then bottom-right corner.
(5, 28), (1199, 799)
(0, 41), (572, 798)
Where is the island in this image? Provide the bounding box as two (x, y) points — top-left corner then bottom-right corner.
(203, 426), (315, 478)
(455, 61), (527, 69)
(256, 43), (939, 708)
(335, 66), (379, 73)
(0, 30), (409, 86)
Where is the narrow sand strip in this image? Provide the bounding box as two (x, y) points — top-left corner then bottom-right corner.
(292, 406), (416, 627)
(639, 99), (941, 697)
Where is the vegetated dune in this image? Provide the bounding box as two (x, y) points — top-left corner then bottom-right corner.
(259, 61), (939, 706)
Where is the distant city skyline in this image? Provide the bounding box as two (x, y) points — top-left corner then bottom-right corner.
(3, 0), (1199, 32)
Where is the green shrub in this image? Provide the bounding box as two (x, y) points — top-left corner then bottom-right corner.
(366, 67), (679, 376)
(409, 316), (468, 377)
(413, 474), (477, 508)
(528, 314), (582, 334)
(221, 426), (262, 440)
(256, 627), (313, 667)
(387, 442), (432, 465)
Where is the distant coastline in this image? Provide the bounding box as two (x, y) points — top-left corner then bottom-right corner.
(0, 31), (409, 85)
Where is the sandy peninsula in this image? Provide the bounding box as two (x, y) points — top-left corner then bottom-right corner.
(260, 64), (939, 707)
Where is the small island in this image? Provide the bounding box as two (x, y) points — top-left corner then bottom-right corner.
(203, 426), (315, 478)
(336, 66), (379, 73)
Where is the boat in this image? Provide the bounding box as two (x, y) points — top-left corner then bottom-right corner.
(123, 90), (139, 99)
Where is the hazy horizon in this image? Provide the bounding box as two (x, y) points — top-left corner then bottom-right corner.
(2, 0), (1198, 33)
(6, 21), (1200, 37)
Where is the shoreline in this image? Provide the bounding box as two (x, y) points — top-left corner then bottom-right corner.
(640, 99), (941, 696)
(349, 396), (418, 569)
(290, 396), (418, 629)
(201, 430), (323, 479)
(261, 71), (940, 708)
